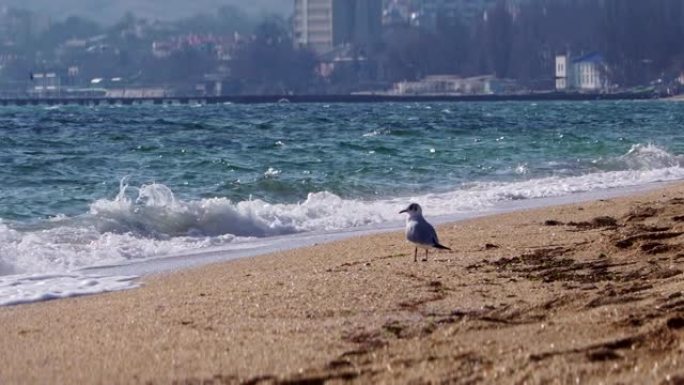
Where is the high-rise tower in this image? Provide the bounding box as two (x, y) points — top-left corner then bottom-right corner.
(294, 0), (381, 54)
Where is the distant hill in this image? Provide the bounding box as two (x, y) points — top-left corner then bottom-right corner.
(0, 0), (292, 23)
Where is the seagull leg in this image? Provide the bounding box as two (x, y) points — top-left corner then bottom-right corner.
(414, 247), (417, 262)
(423, 249), (428, 262)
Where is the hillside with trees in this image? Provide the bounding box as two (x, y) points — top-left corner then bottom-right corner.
(1, 0), (683, 96)
(375, 0), (684, 90)
(0, 0), (289, 24)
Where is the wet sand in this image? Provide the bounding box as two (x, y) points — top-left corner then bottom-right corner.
(2, 184), (684, 384)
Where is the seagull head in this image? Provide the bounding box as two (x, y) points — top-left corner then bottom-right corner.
(399, 203), (423, 217)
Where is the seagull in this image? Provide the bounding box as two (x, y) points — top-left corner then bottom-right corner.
(400, 203), (451, 262)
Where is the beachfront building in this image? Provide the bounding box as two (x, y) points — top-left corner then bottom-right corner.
(555, 54), (568, 90)
(391, 75), (516, 95)
(555, 52), (609, 92)
(29, 72), (60, 97)
(293, 0), (382, 54)
(573, 52), (608, 91)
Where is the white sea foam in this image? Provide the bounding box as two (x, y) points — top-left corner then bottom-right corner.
(617, 143), (683, 170)
(0, 273), (138, 306)
(362, 128), (391, 137)
(263, 167), (282, 178)
(1, 144), (683, 305)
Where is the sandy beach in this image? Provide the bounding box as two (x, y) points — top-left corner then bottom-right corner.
(2, 184), (684, 384)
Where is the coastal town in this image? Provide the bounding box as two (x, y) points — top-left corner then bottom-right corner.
(0, 0), (683, 101)
(3, 2), (684, 385)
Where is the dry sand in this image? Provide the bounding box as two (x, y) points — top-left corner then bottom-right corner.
(2, 184), (684, 384)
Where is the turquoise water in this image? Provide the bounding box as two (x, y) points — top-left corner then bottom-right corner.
(3, 101), (684, 220)
(1, 100), (684, 304)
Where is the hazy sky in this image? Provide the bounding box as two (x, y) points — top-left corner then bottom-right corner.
(0, 0), (292, 22)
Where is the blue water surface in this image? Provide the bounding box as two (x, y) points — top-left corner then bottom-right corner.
(1, 100), (682, 222)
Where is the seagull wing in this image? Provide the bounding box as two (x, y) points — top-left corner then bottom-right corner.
(408, 219), (436, 246)
(409, 219), (451, 250)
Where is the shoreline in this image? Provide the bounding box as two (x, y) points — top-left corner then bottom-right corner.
(3, 177), (680, 307)
(86, 180), (676, 279)
(2, 183), (684, 384)
(0, 91), (660, 107)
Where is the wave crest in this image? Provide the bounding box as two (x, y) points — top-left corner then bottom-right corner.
(89, 182), (393, 239)
(597, 143), (683, 171)
(2, 143), (684, 279)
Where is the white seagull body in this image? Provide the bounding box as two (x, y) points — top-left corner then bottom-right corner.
(400, 203), (451, 262)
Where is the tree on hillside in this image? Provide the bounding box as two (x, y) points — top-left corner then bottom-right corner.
(603, 0), (684, 86)
(175, 5), (254, 35)
(231, 18), (317, 94)
(39, 16), (102, 49)
(482, 1), (513, 78)
(378, 25), (435, 82)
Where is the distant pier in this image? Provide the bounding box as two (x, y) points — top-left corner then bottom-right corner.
(0, 92), (659, 106)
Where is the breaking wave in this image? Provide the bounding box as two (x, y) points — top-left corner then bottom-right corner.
(0, 143), (683, 305)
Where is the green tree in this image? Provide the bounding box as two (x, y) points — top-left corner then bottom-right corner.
(231, 18), (317, 94)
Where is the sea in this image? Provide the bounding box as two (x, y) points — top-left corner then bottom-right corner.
(1, 100), (683, 305)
